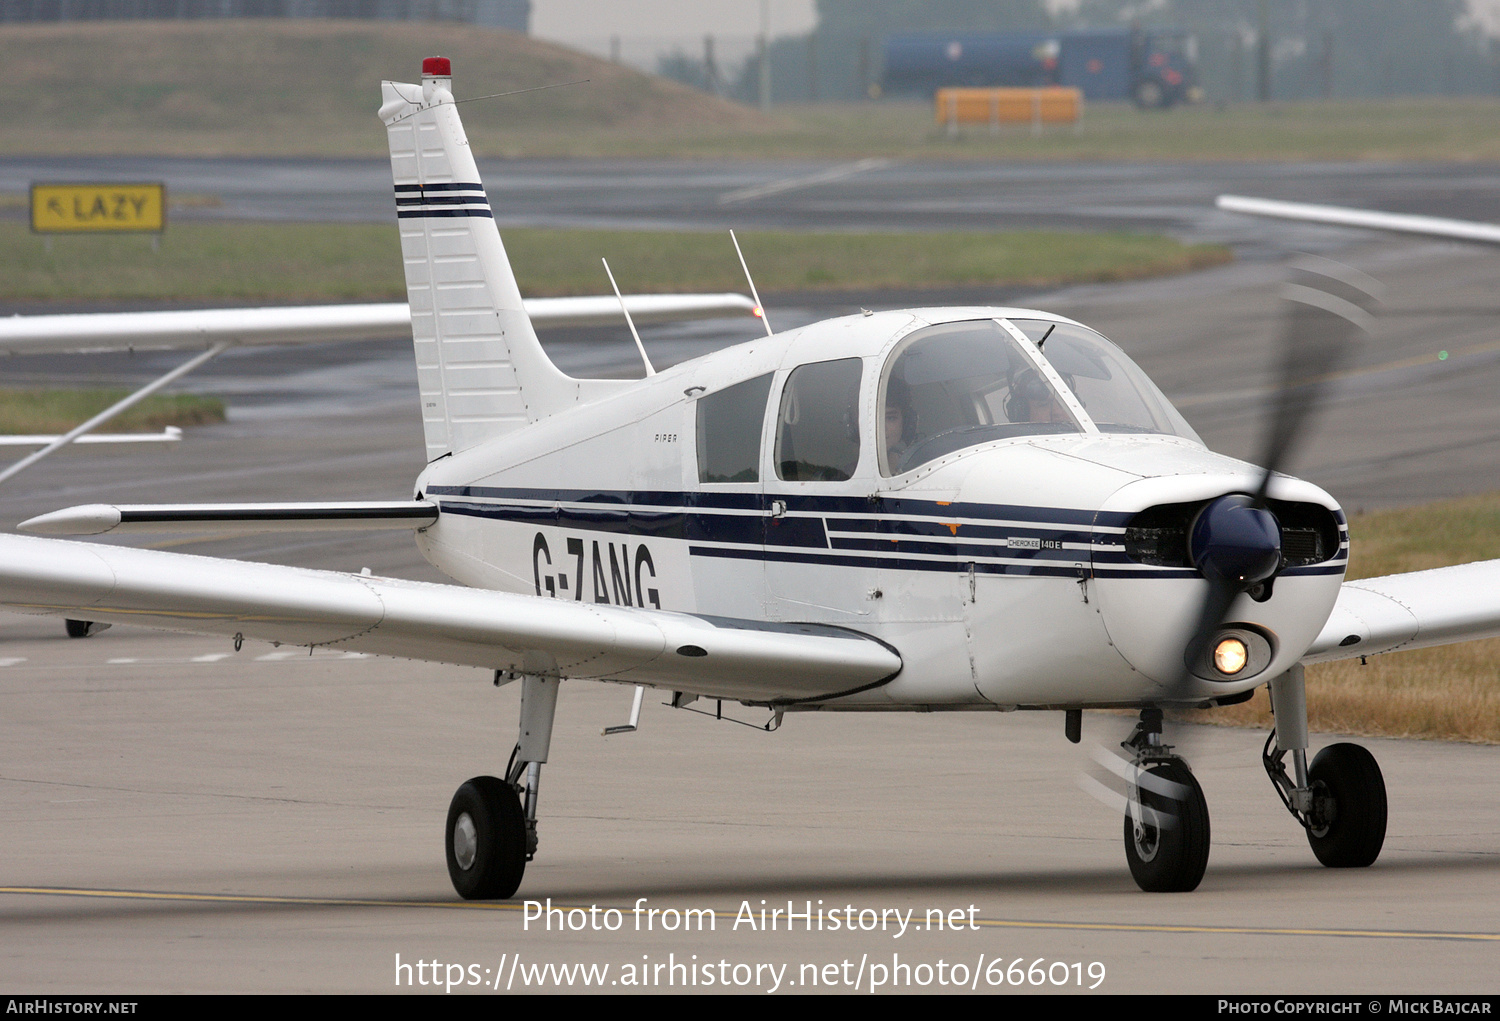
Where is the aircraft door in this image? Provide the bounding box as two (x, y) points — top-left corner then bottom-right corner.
(690, 373), (775, 619)
(763, 358), (876, 624)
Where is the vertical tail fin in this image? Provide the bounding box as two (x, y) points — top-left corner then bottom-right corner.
(380, 58), (602, 462)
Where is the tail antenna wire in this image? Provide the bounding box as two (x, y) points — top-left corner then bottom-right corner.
(730, 230), (774, 337)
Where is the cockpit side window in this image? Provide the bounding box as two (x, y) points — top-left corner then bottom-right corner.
(696, 373), (773, 483)
(775, 358), (863, 482)
(880, 320), (1080, 476)
(1007, 319), (1200, 442)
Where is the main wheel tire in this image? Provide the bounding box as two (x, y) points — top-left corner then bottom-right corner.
(446, 775), (526, 900)
(1124, 760), (1211, 892)
(1306, 743), (1387, 868)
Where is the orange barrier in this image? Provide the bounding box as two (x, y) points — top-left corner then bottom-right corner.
(934, 87), (1083, 131)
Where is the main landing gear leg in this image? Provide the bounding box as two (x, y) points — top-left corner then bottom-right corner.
(446, 674), (559, 900)
(1264, 666), (1387, 868)
(1121, 706), (1210, 892)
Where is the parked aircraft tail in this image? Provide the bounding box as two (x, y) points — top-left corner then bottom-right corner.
(380, 58), (616, 461)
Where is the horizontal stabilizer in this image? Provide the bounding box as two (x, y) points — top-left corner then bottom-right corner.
(0, 428), (181, 447)
(0, 295), (755, 356)
(0, 534), (900, 703)
(19, 501), (438, 537)
(1302, 559), (1500, 663)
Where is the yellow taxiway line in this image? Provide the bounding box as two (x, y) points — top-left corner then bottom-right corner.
(3, 886), (1497, 942)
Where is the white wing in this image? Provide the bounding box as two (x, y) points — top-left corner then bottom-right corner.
(1302, 560), (1500, 663)
(0, 294), (756, 356)
(0, 534), (900, 704)
(1217, 194), (1500, 246)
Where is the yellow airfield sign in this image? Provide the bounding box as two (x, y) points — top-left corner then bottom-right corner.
(31, 182), (166, 234)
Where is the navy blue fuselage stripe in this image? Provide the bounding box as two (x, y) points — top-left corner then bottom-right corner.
(691, 546), (1088, 577)
(425, 485), (1125, 526)
(395, 196), (489, 206)
(393, 182), (486, 192)
(438, 498), (1344, 577)
(830, 537), (1084, 559)
(397, 209), (495, 219)
(827, 517), (1094, 543)
(438, 500), (827, 548)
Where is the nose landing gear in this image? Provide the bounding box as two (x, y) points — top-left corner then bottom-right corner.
(1120, 707), (1211, 892)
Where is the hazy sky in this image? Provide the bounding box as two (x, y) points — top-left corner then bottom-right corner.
(531, 0), (1500, 47)
(530, 0), (818, 44)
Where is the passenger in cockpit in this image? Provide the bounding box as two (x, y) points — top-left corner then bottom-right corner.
(1006, 368), (1072, 425)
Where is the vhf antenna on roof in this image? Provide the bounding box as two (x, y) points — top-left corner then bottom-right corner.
(731, 230), (774, 338)
(602, 258), (656, 377)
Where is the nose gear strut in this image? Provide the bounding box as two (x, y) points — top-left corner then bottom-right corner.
(1118, 707), (1211, 892)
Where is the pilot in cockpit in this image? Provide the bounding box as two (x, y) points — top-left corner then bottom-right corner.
(885, 375), (915, 472)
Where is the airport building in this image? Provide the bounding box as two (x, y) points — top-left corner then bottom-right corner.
(0, 1), (530, 31)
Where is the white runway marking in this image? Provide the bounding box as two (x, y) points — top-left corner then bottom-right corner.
(718, 158), (892, 205)
(0, 657), (26, 667)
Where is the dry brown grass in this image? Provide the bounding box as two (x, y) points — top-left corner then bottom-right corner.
(1177, 492), (1500, 743)
(0, 20), (768, 158)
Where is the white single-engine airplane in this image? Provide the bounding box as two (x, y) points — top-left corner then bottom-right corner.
(5, 60), (1500, 898)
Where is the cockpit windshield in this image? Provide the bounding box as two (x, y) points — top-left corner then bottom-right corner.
(1007, 319), (1200, 442)
(880, 320), (1081, 476)
(880, 318), (1199, 476)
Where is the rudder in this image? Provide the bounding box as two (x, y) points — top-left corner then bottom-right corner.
(380, 57), (608, 462)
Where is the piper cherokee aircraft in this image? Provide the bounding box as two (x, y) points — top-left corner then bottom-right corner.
(5, 58), (1500, 898)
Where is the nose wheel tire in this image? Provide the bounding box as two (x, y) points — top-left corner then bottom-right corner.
(446, 776), (526, 900)
(1306, 743), (1387, 868)
(1124, 760), (1211, 892)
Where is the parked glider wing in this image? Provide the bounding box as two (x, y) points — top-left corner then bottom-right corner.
(1217, 195), (1500, 246)
(0, 295), (755, 356)
(1302, 559), (1500, 663)
(0, 534), (900, 703)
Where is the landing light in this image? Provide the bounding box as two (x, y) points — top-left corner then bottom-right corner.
(1213, 636), (1249, 676)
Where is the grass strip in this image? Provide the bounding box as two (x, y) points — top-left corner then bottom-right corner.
(0, 221), (1230, 303)
(1183, 491), (1500, 743)
(0, 389), (224, 434)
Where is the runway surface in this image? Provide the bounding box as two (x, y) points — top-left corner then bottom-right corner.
(2, 620), (1496, 994)
(5, 155), (1500, 260)
(1, 160), (1499, 993)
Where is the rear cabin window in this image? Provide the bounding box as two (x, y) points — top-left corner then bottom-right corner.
(696, 373), (773, 483)
(775, 358), (864, 482)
